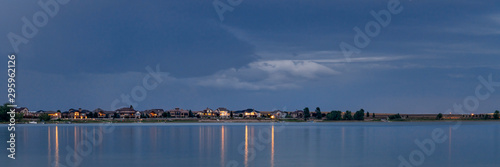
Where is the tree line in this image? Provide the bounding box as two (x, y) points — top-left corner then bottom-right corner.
(303, 107), (367, 121)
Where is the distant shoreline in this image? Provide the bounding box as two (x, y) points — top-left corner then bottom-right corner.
(2, 118), (499, 124)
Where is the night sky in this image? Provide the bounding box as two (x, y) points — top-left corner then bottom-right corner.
(1, 0), (499, 113)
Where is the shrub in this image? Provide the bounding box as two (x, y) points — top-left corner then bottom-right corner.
(353, 109), (365, 120)
(436, 113), (443, 120)
(388, 113), (402, 120)
(326, 111), (342, 120)
(343, 111), (353, 120)
(39, 114), (51, 122)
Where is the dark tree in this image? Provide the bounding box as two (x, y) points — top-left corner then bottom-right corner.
(388, 113), (402, 120)
(315, 107), (322, 119)
(326, 111), (342, 120)
(1, 104), (24, 122)
(372, 113), (375, 118)
(114, 113), (120, 118)
(230, 111), (234, 118)
(366, 112), (370, 117)
(15, 113), (23, 122)
(0, 103), (10, 122)
(304, 107), (311, 120)
(188, 110), (194, 117)
(494, 110), (499, 120)
(353, 109), (365, 120)
(436, 113), (443, 120)
(40, 114), (51, 122)
(130, 105), (133, 109)
(343, 111), (353, 120)
(162, 112), (171, 118)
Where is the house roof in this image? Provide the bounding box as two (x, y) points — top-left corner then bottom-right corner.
(14, 107), (28, 113)
(168, 108), (189, 113)
(216, 107), (229, 111)
(271, 110), (284, 114)
(116, 107), (136, 112)
(101, 111), (116, 114)
(44, 111), (57, 114)
(200, 108), (213, 113)
(235, 109), (260, 113)
(145, 109), (164, 113)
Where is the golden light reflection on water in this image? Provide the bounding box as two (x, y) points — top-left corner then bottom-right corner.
(47, 126), (61, 167)
(74, 126), (78, 163)
(221, 126), (225, 167)
(55, 126), (59, 167)
(245, 125), (248, 167)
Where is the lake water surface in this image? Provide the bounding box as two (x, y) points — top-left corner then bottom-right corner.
(2, 122), (500, 167)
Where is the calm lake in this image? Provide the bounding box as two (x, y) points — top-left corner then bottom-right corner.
(2, 122), (500, 167)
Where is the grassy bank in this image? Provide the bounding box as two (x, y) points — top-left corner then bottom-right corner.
(2, 118), (499, 124)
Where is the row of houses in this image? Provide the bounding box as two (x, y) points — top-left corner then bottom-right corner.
(12, 107), (304, 119)
(13, 107), (494, 120)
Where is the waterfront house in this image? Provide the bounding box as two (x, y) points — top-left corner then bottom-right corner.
(236, 109), (261, 118)
(197, 108), (215, 118)
(135, 111), (141, 118)
(232, 110), (244, 118)
(94, 108), (115, 118)
(14, 107), (34, 117)
(215, 107), (231, 118)
(98, 111), (116, 118)
(270, 110), (287, 119)
(34, 110), (45, 117)
(144, 109), (164, 118)
(14, 107), (29, 114)
(116, 106), (137, 118)
(291, 110), (304, 118)
(44, 111), (61, 119)
(168, 108), (189, 118)
(69, 108), (88, 119)
(192, 110), (202, 117)
(61, 111), (69, 118)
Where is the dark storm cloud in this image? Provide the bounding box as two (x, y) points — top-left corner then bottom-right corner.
(1, 0), (499, 113)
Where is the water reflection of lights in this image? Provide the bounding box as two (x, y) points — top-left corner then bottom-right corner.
(55, 126), (60, 167)
(245, 125), (248, 167)
(221, 126), (225, 167)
